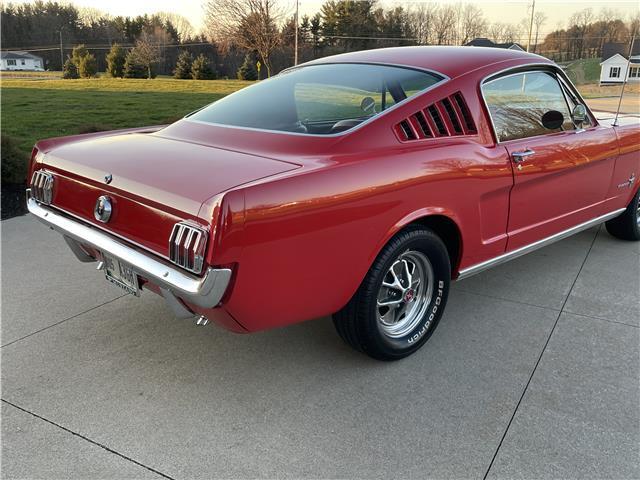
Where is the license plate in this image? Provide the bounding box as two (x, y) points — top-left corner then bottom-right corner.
(101, 252), (140, 296)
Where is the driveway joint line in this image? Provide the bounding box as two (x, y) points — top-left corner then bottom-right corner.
(454, 288), (562, 313)
(1, 294), (127, 349)
(482, 226), (601, 480)
(2, 399), (175, 480)
(561, 309), (639, 329)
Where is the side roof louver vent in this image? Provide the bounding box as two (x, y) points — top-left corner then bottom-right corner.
(393, 91), (477, 142)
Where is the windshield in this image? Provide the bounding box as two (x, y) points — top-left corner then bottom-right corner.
(189, 63), (444, 135)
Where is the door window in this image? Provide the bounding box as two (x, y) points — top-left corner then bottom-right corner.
(482, 71), (574, 142)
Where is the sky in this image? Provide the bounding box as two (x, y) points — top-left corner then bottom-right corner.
(9, 0), (640, 32)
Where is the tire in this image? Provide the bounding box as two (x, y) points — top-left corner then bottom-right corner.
(605, 189), (640, 241)
(333, 226), (451, 361)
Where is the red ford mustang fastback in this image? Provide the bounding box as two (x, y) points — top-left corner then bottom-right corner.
(27, 46), (640, 360)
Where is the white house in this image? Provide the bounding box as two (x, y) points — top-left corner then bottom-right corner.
(0, 51), (44, 71)
(599, 42), (640, 85)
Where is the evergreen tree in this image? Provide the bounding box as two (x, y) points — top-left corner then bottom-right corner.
(62, 58), (80, 79)
(173, 50), (193, 79)
(122, 50), (147, 78)
(71, 44), (89, 67)
(78, 53), (98, 78)
(191, 54), (215, 79)
(236, 54), (257, 81)
(106, 44), (126, 78)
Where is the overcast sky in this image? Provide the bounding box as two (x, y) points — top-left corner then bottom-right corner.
(10, 0), (640, 33)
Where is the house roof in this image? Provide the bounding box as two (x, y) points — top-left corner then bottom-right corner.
(0, 50), (43, 61)
(465, 38), (525, 51)
(602, 42), (640, 62)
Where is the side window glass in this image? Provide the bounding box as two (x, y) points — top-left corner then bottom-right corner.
(483, 71), (574, 142)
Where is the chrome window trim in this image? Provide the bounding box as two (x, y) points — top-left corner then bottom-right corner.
(457, 208), (625, 280)
(479, 63), (599, 145)
(183, 62), (450, 138)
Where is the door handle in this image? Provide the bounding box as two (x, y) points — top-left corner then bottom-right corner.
(512, 149), (535, 163)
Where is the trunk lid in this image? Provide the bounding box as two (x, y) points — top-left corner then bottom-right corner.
(39, 132), (300, 259)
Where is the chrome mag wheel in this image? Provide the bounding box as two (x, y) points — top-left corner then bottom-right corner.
(376, 250), (434, 338)
(636, 200), (640, 226)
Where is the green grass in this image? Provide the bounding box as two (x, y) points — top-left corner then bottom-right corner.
(1, 77), (252, 156)
(564, 58), (601, 85)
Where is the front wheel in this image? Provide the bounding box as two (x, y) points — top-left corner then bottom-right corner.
(605, 189), (640, 241)
(333, 226), (450, 361)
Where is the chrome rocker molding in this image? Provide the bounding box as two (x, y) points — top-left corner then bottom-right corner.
(457, 209), (626, 280)
(26, 192), (231, 310)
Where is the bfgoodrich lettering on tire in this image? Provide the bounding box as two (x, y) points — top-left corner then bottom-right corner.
(332, 225), (451, 360)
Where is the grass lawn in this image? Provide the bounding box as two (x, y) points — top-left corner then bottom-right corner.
(1, 77), (252, 155)
(564, 58), (601, 85)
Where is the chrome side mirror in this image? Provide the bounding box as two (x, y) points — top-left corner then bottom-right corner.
(572, 104), (587, 129)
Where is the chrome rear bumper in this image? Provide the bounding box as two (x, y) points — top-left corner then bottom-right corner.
(27, 193), (231, 311)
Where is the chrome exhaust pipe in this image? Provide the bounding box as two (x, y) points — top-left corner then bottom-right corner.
(196, 315), (209, 326)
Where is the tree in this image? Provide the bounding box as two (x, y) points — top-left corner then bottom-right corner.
(62, 57), (79, 79)
(131, 31), (161, 79)
(532, 12), (547, 52)
(191, 54), (216, 79)
(237, 54), (258, 80)
(106, 43), (126, 77)
(204, 0), (284, 77)
(123, 50), (147, 78)
(458, 4), (487, 45)
(78, 52), (97, 77)
(71, 44), (89, 67)
(433, 5), (458, 45)
(174, 50), (194, 79)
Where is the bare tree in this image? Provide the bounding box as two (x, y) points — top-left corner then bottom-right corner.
(433, 5), (458, 45)
(204, 0), (285, 77)
(132, 30), (162, 79)
(488, 22), (502, 43)
(458, 4), (487, 45)
(157, 12), (195, 41)
(532, 12), (547, 52)
(407, 3), (438, 45)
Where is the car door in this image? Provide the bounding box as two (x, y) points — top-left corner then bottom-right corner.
(482, 68), (619, 250)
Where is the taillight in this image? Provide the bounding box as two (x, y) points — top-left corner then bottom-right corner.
(30, 170), (54, 205)
(168, 222), (208, 274)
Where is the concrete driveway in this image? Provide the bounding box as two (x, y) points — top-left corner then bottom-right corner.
(1, 214), (639, 479)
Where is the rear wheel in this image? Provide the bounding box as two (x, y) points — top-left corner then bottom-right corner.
(333, 226), (450, 361)
(605, 189), (640, 241)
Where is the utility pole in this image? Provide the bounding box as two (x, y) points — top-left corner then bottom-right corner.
(526, 0), (535, 52)
(59, 28), (64, 70)
(613, 35), (636, 127)
(294, 0), (299, 65)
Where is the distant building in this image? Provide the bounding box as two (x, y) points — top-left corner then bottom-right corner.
(599, 42), (640, 84)
(0, 51), (44, 71)
(464, 38), (525, 51)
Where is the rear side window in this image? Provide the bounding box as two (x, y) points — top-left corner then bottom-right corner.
(189, 63), (444, 135)
(482, 71), (574, 142)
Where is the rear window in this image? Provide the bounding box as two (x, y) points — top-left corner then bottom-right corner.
(189, 63), (444, 135)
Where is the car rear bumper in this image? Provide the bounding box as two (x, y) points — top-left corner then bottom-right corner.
(26, 191), (231, 313)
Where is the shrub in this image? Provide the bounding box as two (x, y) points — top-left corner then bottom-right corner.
(106, 44), (126, 78)
(191, 54), (215, 80)
(123, 50), (147, 79)
(62, 58), (79, 79)
(237, 55), (258, 81)
(78, 53), (98, 78)
(174, 50), (194, 79)
(1, 134), (28, 185)
(71, 44), (89, 67)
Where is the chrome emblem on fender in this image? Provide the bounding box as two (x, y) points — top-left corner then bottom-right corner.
(104, 173), (113, 184)
(94, 195), (112, 223)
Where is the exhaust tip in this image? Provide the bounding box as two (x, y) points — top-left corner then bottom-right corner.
(195, 315), (209, 326)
